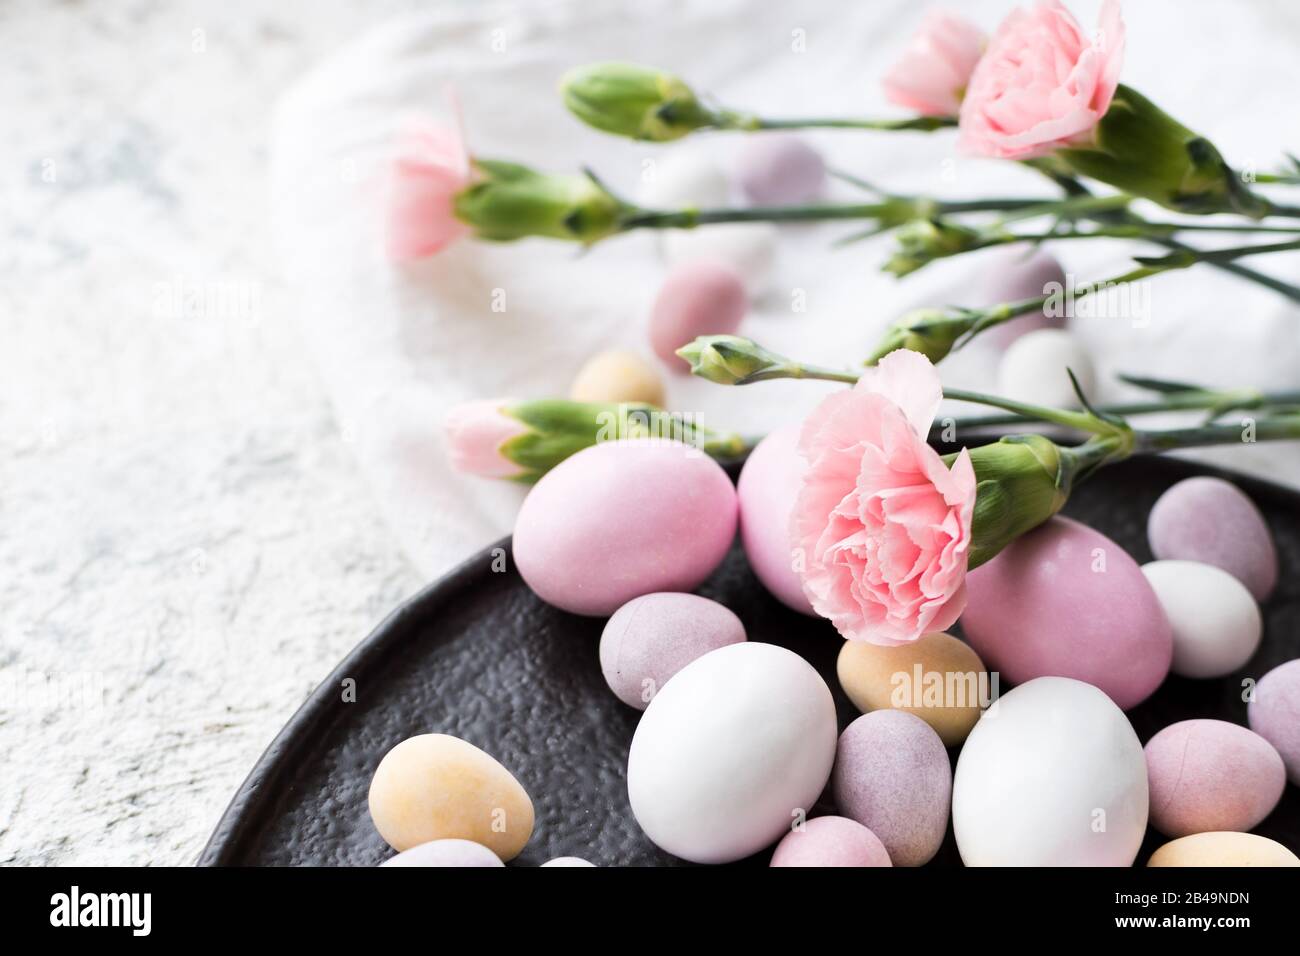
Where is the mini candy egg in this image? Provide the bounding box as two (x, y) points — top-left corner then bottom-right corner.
(1248, 659), (1300, 785)
(836, 631), (987, 746)
(380, 839), (504, 867)
(962, 516), (1173, 711)
(736, 423), (815, 615)
(637, 149), (730, 209)
(1140, 560), (1261, 678)
(368, 734), (534, 860)
(735, 135), (826, 205)
(975, 247), (1067, 348)
(831, 710), (951, 867)
(1144, 719), (1285, 837)
(627, 642), (837, 864)
(1148, 476), (1277, 600)
(568, 349), (665, 406)
(996, 328), (1096, 408)
(514, 439), (737, 616)
(662, 223), (778, 297)
(599, 592), (746, 709)
(953, 677), (1149, 866)
(541, 857), (596, 867)
(769, 816), (892, 867)
(1147, 832), (1300, 867)
(649, 261), (747, 370)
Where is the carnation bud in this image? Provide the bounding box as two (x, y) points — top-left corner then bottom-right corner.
(864, 309), (974, 366)
(884, 219), (985, 276)
(560, 63), (715, 142)
(453, 160), (624, 245)
(676, 335), (787, 385)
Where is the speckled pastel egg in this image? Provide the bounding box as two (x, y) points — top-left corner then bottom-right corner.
(996, 328), (1096, 408)
(963, 516), (1173, 710)
(649, 261), (747, 369)
(368, 734), (534, 860)
(599, 592), (746, 709)
(1148, 832), (1300, 867)
(1248, 659), (1300, 786)
(976, 247), (1067, 348)
(638, 149), (730, 209)
(831, 710), (951, 867)
(735, 135), (826, 205)
(953, 677), (1149, 866)
(662, 223), (778, 296)
(1141, 560), (1261, 678)
(514, 439), (737, 616)
(1148, 477), (1277, 600)
(380, 839), (505, 867)
(1144, 719), (1285, 837)
(736, 423), (815, 615)
(837, 631), (987, 746)
(769, 815), (892, 867)
(541, 857), (596, 867)
(569, 349), (665, 406)
(627, 642), (837, 864)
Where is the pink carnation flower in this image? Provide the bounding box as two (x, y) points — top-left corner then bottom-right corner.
(387, 95), (474, 261)
(958, 0), (1125, 160)
(882, 11), (987, 118)
(792, 349), (976, 646)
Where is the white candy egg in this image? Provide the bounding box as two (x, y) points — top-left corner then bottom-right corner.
(638, 149), (730, 209)
(953, 677), (1148, 866)
(662, 223), (778, 297)
(1141, 560), (1262, 678)
(996, 328), (1096, 408)
(627, 642), (837, 864)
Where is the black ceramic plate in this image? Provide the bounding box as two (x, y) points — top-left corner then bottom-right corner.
(200, 454), (1300, 866)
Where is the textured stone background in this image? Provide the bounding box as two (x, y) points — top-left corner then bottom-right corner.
(0, 0), (429, 866)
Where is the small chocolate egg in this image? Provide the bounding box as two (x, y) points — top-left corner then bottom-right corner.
(1148, 832), (1300, 867)
(736, 423), (815, 615)
(380, 839), (504, 867)
(569, 349), (665, 406)
(962, 516), (1173, 710)
(514, 439), (737, 616)
(769, 815), (892, 867)
(662, 223), (777, 297)
(836, 631), (988, 746)
(1148, 477), (1277, 600)
(953, 677), (1149, 866)
(637, 149), (730, 209)
(1144, 719), (1285, 837)
(831, 710), (951, 867)
(368, 734), (534, 860)
(1248, 659), (1300, 785)
(735, 135), (826, 205)
(599, 592), (746, 709)
(649, 261), (747, 370)
(541, 857), (596, 867)
(1141, 560), (1261, 678)
(996, 328), (1096, 408)
(975, 247), (1067, 348)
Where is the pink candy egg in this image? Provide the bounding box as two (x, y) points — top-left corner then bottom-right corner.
(735, 135), (826, 205)
(599, 592), (746, 709)
(974, 247), (1067, 348)
(830, 710), (951, 867)
(514, 440), (737, 616)
(1147, 477), (1277, 601)
(961, 516), (1173, 710)
(380, 839), (504, 867)
(736, 424), (816, 615)
(1144, 719), (1286, 837)
(769, 815), (892, 867)
(649, 261), (747, 370)
(1249, 659), (1300, 786)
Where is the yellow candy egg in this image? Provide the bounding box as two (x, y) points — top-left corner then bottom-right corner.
(569, 350), (666, 407)
(1147, 832), (1300, 867)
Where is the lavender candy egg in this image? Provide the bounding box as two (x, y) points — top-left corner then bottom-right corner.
(831, 710), (951, 867)
(599, 592), (746, 709)
(1249, 659), (1300, 786)
(769, 815), (892, 867)
(963, 516), (1173, 710)
(1148, 477), (1277, 601)
(513, 440), (737, 616)
(649, 261), (747, 370)
(736, 423), (816, 615)
(974, 247), (1067, 348)
(735, 135), (826, 205)
(1141, 560), (1261, 679)
(380, 839), (504, 867)
(1145, 719), (1285, 837)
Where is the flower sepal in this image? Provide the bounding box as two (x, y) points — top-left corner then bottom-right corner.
(453, 161), (625, 245)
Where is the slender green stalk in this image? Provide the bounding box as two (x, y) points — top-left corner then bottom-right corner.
(939, 388), (1300, 431)
(712, 110), (956, 133)
(1136, 415), (1300, 451)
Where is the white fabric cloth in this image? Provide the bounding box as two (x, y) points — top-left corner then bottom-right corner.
(271, 0), (1300, 580)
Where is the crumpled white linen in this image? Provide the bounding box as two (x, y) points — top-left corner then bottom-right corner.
(270, 0), (1300, 580)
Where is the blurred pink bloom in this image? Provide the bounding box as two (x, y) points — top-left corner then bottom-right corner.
(882, 11), (987, 118)
(445, 399), (527, 479)
(959, 0), (1125, 160)
(387, 97), (473, 261)
(792, 349), (976, 646)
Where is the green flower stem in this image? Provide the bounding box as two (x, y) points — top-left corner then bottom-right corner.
(620, 197), (1045, 231)
(939, 388), (1300, 431)
(740, 363), (859, 385)
(1136, 415), (1300, 452)
(940, 387), (1113, 435)
(712, 110), (956, 133)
